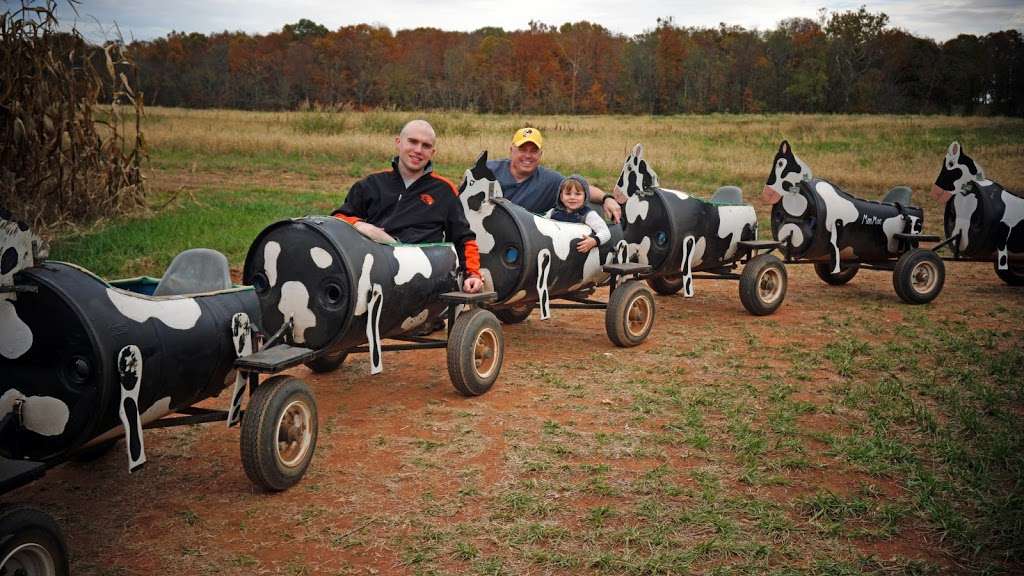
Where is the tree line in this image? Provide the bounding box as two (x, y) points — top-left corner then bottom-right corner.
(125, 7), (1022, 116)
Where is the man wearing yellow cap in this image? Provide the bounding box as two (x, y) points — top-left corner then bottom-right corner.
(487, 127), (622, 223)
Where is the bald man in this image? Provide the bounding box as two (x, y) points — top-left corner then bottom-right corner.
(332, 120), (483, 293)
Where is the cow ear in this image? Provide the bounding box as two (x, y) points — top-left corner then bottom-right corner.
(632, 143), (643, 159)
(948, 141), (960, 158)
(780, 140), (790, 154)
(474, 150), (488, 168)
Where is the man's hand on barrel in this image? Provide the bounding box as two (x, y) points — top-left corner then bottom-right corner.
(354, 221), (396, 244)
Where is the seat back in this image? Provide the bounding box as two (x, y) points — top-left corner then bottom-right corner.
(710, 185), (743, 205)
(881, 186), (912, 206)
(153, 248), (232, 296)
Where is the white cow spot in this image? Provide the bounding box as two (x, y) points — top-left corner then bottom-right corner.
(778, 223), (805, 249)
(717, 206), (756, 260)
(0, 298), (32, 359)
(401, 309), (429, 331)
(393, 246), (432, 285)
(781, 192), (808, 216)
(310, 246), (333, 269)
(0, 389), (69, 437)
(532, 216), (588, 261)
(505, 289), (528, 304)
(568, 248), (605, 292)
(279, 281), (317, 344)
(87, 397), (173, 446)
(690, 236), (707, 269)
(952, 192), (979, 252)
(106, 289), (201, 330)
(355, 254), (374, 316)
(264, 241), (281, 287)
(815, 181), (860, 273)
(882, 215), (906, 253)
(661, 188), (690, 200)
(628, 236), (652, 265)
(625, 193), (649, 224)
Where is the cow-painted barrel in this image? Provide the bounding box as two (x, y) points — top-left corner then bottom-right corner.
(622, 187), (757, 287)
(942, 181), (1024, 263)
(763, 140), (943, 304)
(459, 152), (655, 346)
(243, 216), (459, 362)
(0, 261), (259, 465)
(472, 197), (626, 306)
(770, 178), (925, 267)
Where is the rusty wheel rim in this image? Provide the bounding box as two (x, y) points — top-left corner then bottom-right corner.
(626, 294), (653, 338)
(758, 267), (783, 304)
(276, 400), (312, 468)
(911, 260), (938, 294)
(473, 327), (499, 380)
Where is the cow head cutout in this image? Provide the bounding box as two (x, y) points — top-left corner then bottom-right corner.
(613, 143), (660, 199)
(932, 141), (984, 203)
(1, 209), (48, 289)
(763, 140), (812, 204)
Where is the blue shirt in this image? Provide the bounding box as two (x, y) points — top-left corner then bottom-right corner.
(487, 159), (564, 214)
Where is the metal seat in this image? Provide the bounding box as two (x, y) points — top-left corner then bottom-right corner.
(153, 248), (232, 296)
(882, 186), (912, 206)
(711, 185), (743, 204)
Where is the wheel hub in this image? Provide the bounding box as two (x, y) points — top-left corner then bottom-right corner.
(911, 261), (937, 293)
(276, 400), (312, 468)
(2, 543), (56, 576)
(758, 268), (782, 303)
(626, 296), (652, 337)
(473, 328), (499, 379)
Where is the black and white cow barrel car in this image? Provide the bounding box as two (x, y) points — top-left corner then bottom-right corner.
(458, 152), (656, 347)
(931, 141), (1024, 285)
(763, 140), (943, 304)
(614, 144), (788, 316)
(242, 214), (503, 395)
(0, 211), (319, 575)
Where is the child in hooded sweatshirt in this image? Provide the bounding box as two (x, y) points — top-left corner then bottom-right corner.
(545, 174), (611, 253)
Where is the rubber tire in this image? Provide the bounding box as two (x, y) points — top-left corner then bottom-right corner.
(447, 308), (504, 396)
(70, 439), (118, 463)
(893, 249), (945, 304)
(0, 505), (69, 576)
(493, 304), (533, 325)
(739, 254), (788, 316)
(605, 281), (656, 347)
(994, 260), (1024, 286)
(813, 261), (860, 285)
(241, 375), (318, 492)
(304, 347), (348, 373)
(647, 275), (686, 296)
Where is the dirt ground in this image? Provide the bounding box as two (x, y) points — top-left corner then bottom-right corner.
(5, 256), (1022, 575)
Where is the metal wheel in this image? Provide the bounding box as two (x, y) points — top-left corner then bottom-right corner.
(739, 254), (787, 316)
(241, 375), (318, 491)
(492, 304), (533, 324)
(448, 308), (504, 396)
(813, 261), (859, 285)
(0, 505), (68, 576)
(605, 281), (656, 347)
(893, 249), (945, 304)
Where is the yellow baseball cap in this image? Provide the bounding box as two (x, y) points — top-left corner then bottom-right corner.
(512, 127), (543, 150)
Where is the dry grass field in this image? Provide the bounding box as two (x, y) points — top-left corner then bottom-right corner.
(9, 110), (1024, 575)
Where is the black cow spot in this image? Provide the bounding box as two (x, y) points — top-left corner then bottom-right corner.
(1, 246), (17, 275)
(466, 190), (484, 211)
(1000, 254), (1008, 267)
(16, 220), (29, 231)
(123, 397), (142, 461)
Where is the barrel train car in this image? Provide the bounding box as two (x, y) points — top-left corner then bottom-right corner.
(458, 152), (656, 347)
(931, 141), (1024, 285)
(762, 140), (943, 304)
(613, 144), (788, 316)
(0, 211), (318, 575)
(242, 214), (504, 395)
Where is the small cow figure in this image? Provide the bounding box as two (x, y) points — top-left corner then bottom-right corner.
(931, 141), (1024, 276)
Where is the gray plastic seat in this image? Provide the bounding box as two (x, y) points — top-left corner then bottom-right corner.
(882, 186), (912, 206)
(153, 248), (232, 296)
(711, 186), (743, 205)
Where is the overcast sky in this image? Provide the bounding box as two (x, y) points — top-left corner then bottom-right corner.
(54, 0), (1022, 44)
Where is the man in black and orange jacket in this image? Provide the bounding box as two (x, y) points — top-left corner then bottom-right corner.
(331, 119), (483, 293)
